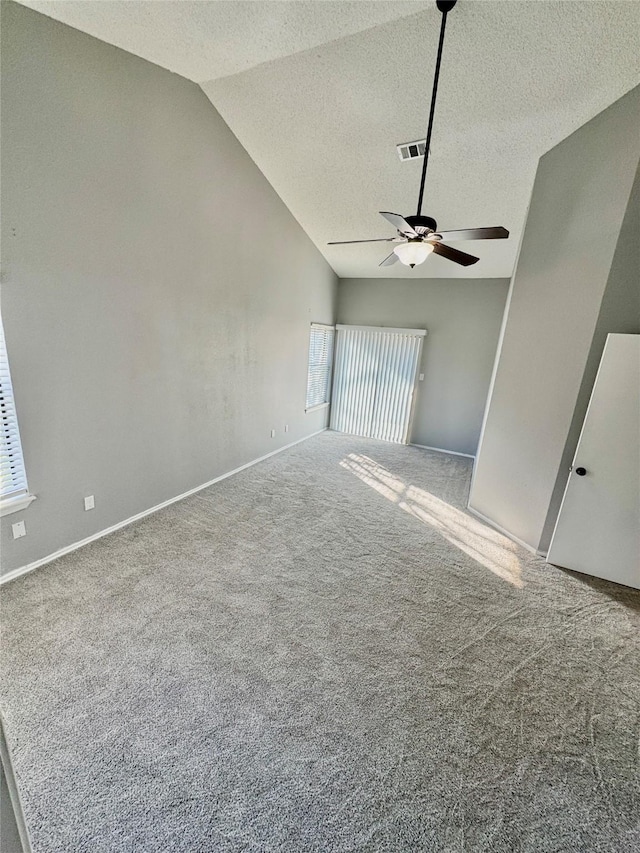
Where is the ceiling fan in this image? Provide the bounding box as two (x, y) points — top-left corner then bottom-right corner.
(328, 0), (509, 269)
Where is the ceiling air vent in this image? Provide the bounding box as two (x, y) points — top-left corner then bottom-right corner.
(397, 139), (426, 162)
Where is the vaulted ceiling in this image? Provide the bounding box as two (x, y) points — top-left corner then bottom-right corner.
(18, 1), (640, 278)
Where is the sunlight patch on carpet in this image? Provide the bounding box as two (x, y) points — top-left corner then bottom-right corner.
(341, 452), (523, 587)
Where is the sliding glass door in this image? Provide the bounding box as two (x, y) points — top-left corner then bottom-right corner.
(330, 325), (426, 444)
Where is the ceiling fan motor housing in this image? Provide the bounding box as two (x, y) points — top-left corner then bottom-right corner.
(405, 214), (437, 234)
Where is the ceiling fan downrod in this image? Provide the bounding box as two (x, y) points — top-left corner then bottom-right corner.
(416, 0), (457, 217)
(326, 0), (509, 269)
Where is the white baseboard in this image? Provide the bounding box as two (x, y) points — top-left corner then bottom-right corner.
(1, 429), (327, 586)
(466, 505), (538, 555)
(411, 443), (475, 460)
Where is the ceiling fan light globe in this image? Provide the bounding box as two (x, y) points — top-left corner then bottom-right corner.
(393, 242), (434, 267)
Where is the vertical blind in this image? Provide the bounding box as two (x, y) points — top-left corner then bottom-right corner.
(330, 325), (426, 444)
(306, 323), (335, 409)
(0, 319), (28, 500)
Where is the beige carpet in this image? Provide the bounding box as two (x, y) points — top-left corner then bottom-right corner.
(1, 432), (639, 852)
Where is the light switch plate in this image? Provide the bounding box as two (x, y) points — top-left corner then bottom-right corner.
(84, 495), (95, 511)
(12, 520), (26, 539)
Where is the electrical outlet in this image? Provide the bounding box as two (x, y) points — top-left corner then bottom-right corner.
(12, 520), (26, 539)
(270, 429), (276, 438)
(84, 495), (95, 511)
(284, 425), (289, 433)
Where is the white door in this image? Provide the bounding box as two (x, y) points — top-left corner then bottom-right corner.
(547, 334), (640, 589)
(330, 325), (426, 444)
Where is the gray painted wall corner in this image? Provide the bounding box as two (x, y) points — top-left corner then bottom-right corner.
(469, 84), (640, 551)
(538, 160), (640, 553)
(0, 2), (337, 575)
(337, 277), (510, 456)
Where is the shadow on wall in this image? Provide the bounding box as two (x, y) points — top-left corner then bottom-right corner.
(340, 453), (523, 588)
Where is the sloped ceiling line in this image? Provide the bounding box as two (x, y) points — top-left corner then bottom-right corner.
(16, 1), (640, 278)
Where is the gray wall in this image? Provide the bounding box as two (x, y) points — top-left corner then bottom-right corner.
(0, 3), (337, 575)
(1, 717), (29, 853)
(538, 162), (640, 552)
(469, 85), (640, 551)
(337, 278), (510, 456)
(0, 763), (24, 853)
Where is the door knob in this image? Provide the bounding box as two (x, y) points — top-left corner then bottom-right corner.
(575, 467), (587, 476)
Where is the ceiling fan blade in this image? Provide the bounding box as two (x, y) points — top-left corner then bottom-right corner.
(379, 251), (399, 267)
(431, 242), (479, 266)
(327, 238), (397, 245)
(379, 211), (419, 238)
(435, 226), (509, 241)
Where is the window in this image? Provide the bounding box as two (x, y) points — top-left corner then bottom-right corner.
(306, 323), (335, 411)
(0, 317), (33, 516)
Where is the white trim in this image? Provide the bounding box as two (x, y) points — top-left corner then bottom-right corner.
(403, 336), (426, 445)
(336, 324), (427, 337)
(0, 429), (327, 586)
(411, 443), (475, 460)
(305, 402), (330, 413)
(0, 492), (37, 517)
(466, 505), (538, 555)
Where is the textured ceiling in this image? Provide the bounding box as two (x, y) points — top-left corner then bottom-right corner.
(18, 1), (640, 279)
(18, 1), (426, 81)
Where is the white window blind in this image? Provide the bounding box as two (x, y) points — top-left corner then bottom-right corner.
(0, 319), (28, 501)
(306, 324), (335, 410)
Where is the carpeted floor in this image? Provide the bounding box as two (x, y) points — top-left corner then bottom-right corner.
(1, 432), (639, 852)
